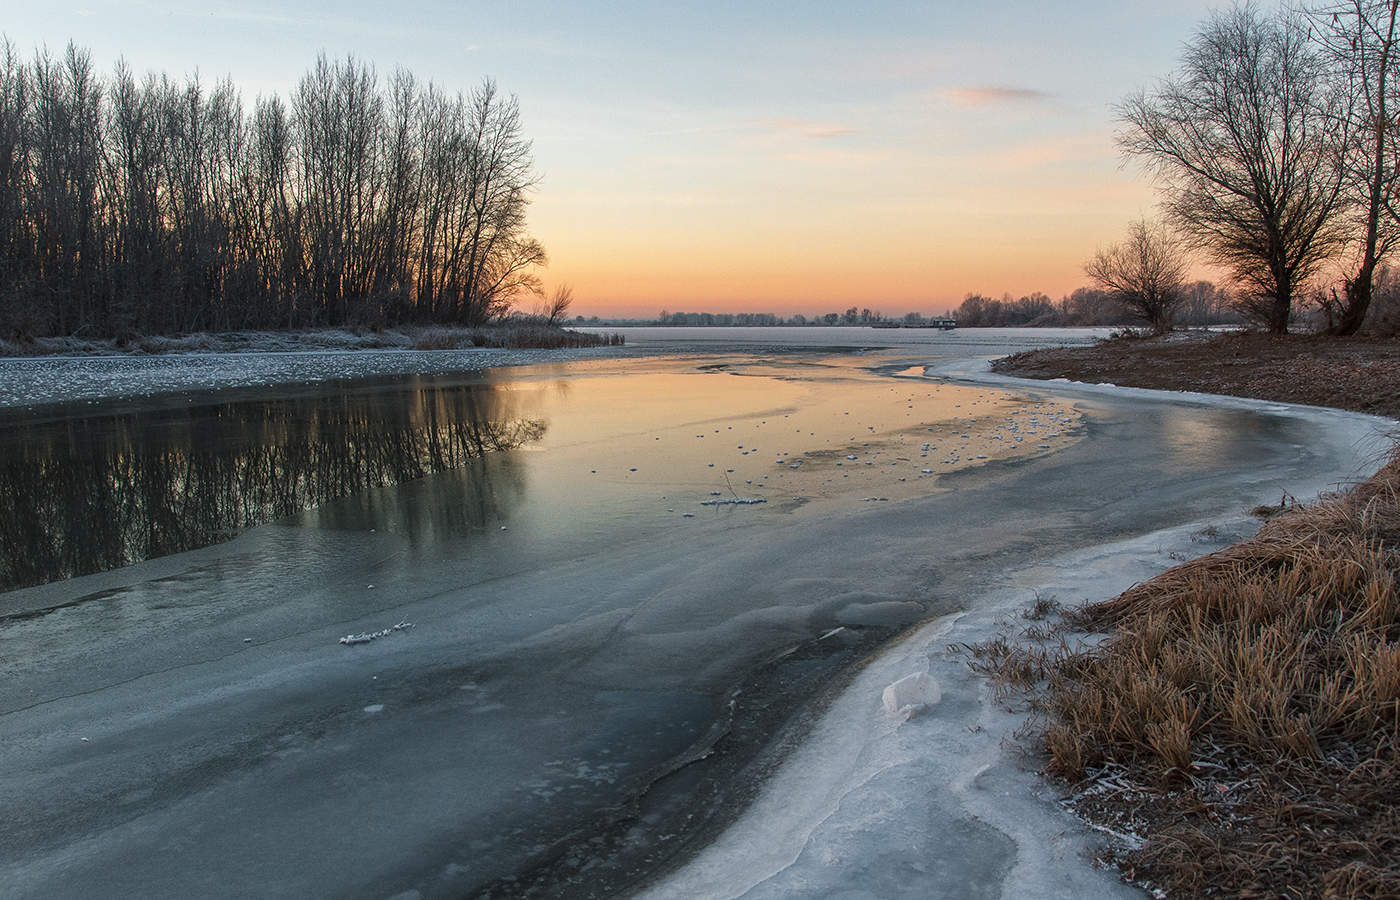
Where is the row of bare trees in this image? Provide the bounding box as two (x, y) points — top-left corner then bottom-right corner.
(1088, 1), (1400, 335)
(0, 41), (547, 338)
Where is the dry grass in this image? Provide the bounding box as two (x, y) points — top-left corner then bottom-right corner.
(967, 452), (1400, 897)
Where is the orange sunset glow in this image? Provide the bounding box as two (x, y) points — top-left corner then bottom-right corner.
(6, 0), (1221, 318)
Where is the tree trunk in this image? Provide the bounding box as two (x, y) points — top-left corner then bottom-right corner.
(1268, 291), (1291, 335)
(1333, 261), (1376, 337)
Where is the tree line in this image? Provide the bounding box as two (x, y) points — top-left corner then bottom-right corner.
(0, 40), (548, 339)
(653, 307), (895, 326)
(1089, 0), (1400, 335)
(644, 289), (1236, 329)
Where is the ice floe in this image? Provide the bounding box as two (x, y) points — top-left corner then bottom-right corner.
(339, 620), (414, 645)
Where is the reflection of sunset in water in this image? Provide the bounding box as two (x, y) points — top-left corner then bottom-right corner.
(470, 355), (1083, 520)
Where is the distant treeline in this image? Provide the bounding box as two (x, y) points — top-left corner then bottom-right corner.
(630, 284), (1238, 328)
(0, 40), (546, 339)
(651, 308), (936, 326)
(952, 282), (1238, 328)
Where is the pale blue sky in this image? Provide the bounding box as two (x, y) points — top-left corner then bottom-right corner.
(9, 1), (1223, 314)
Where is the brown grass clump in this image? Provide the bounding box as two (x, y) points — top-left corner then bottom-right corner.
(968, 452), (1400, 897)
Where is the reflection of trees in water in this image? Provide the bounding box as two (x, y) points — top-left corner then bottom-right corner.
(0, 384), (546, 591)
(305, 449), (532, 549)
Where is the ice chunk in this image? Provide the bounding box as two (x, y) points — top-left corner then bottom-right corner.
(339, 620), (414, 646)
(881, 672), (941, 716)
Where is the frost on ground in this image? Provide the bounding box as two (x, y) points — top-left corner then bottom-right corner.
(0, 345), (639, 409)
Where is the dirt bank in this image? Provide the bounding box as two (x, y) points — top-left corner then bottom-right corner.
(992, 331), (1400, 420)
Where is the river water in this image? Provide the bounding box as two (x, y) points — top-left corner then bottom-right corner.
(0, 328), (1386, 898)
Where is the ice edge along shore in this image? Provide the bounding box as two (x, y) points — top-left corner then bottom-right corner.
(641, 362), (1394, 899)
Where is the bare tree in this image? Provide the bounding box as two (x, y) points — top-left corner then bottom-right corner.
(244, 95), (299, 324)
(541, 283), (573, 325)
(1119, 4), (1351, 333)
(29, 44), (104, 334)
(452, 80), (544, 325)
(1310, 0), (1400, 334)
(1061, 286), (1129, 325)
(1084, 220), (1190, 333)
(0, 39), (35, 336)
(1178, 279), (1234, 325)
(293, 54), (385, 324)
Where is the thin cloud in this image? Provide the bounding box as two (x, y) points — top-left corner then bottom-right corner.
(983, 132), (1114, 170)
(766, 118), (861, 139)
(778, 146), (896, 168)
(939, 86), (1052, 107)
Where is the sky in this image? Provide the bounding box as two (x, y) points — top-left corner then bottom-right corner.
(8, 1), (1222, 317)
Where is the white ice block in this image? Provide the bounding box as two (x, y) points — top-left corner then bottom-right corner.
(881, 672), (941, 716)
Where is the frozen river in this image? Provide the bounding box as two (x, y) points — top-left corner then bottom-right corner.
(0, 328), (1389, 898)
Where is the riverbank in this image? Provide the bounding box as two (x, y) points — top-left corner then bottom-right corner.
(0, 342), (646, 411)
(984, 332), (1400, 897)
(0, 323), (622, 360)
(0, 325), (1107, 411)
(992, 330), (1400, 419)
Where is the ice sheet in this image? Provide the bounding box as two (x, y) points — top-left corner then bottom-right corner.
(641, 370), (1392, 899)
